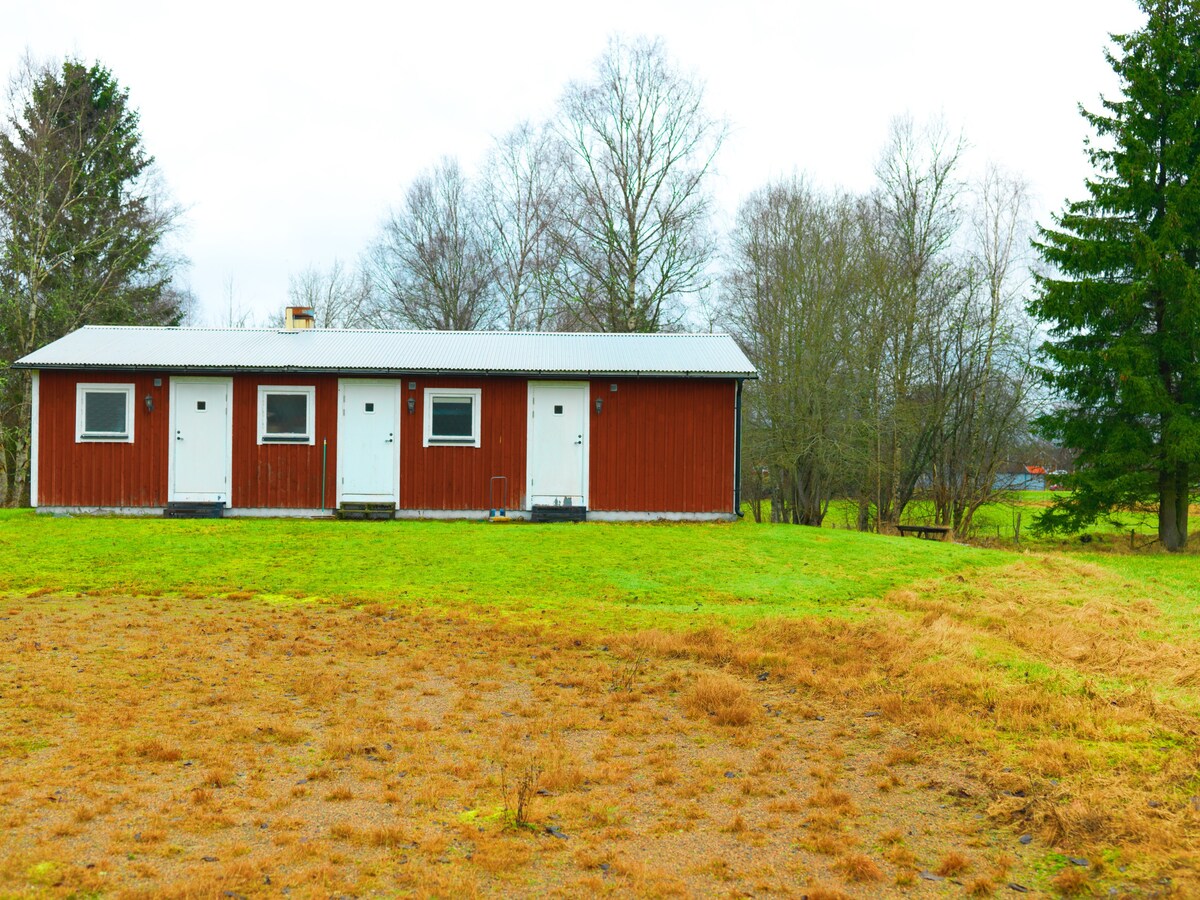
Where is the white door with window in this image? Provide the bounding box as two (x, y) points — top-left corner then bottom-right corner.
(169, 378), (232, 504)
(338, 380), (400, 503)
(527, 381), (589, 507)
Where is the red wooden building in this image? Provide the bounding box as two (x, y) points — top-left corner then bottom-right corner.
(15, 323), (756, 520)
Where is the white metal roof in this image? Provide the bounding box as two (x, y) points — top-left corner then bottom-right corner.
(15, 326), (757, 378)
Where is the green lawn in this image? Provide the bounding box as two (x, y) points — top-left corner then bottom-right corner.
(0, 509), (999, 630)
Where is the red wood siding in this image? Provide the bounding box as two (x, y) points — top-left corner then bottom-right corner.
(400, 377), (527, 510)
(588, 378), (736, 513)
(231, 375), (339, 509)
(37, 369), (171, 507)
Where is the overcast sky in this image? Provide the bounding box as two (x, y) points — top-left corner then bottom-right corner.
(6, 0), (1146, 326)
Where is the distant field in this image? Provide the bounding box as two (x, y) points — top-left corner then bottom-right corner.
(751, 490), (1194, 547)
(1, 510), (1198, 896)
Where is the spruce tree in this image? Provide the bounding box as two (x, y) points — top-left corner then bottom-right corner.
(0, 58), (183, 505)
(1031, 0), (1200, 550)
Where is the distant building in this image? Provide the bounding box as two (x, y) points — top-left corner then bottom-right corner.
(993, 464), (1047, 492)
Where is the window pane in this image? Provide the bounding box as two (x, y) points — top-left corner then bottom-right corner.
(84, 392), (127, 434)
(266, 393), (308, 435)
(431, 397), (473, 439)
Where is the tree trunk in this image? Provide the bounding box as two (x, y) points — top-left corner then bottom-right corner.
(1159, 466), (1188, 551)
(856, 500), (871, 532)
(9, 374), (33, 507)
(1174, 463), (1189, 549)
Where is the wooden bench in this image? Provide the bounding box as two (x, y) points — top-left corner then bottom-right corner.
(896, 524), (952, 541)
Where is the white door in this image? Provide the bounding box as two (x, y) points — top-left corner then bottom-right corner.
(170, 378), (232, 504)
(527, 381), (588, 507)
(338, 380), (400, 503)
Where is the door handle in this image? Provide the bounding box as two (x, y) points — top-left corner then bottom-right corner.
(574, 435), (583, 445)
(385, 434), (394, 443)
(176, 431), (183, 441)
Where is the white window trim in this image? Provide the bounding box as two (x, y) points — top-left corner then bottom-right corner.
(423, 387), (481, 448)
(76, 383), (135, 443)
(257, 385), (316, 445)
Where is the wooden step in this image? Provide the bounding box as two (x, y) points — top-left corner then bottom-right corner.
(163, 502), (225, 519)
(531, 504), (587, 523)
(337, 502), (396, 521)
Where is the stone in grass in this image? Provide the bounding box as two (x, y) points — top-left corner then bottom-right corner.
(918, 871), (944, 882)
(1007, 884), (1030, 893)
(1068, 857), (1090, 867)
(1018, 834), (1033, 845)
(545, 825), (568, 840)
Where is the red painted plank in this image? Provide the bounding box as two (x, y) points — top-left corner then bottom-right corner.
(588, 378), (735, 514)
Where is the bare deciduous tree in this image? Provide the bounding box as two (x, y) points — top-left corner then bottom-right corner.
(369, 157), (498, 330)
(724, 178), (868, 525)
(554, 37), (725, 332)
(722, 121), (1036, 537)
(867, 115), (966, 526)
(481, 122), (566, 331)
(287, 258), (374, 328)
(927, 165), (1036, 534)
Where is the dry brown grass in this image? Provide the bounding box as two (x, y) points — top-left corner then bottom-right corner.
(609, 561), (1200, 891)
(0, 586), (1190, 896)
(681, 673), (755, 726)
(1050, 865), (1093, 896)
(834, 852), (884, 882)
(935, 849), (971, 876)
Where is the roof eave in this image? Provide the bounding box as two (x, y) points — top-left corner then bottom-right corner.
(12, 361), (757, 379)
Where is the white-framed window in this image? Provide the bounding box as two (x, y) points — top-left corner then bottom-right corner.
(76, 383), (135, 443)
(423, 387), (481, 447)
(257, 385), (315, 444)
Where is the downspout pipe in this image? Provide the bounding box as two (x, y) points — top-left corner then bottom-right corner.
(734, 379), (744, 518)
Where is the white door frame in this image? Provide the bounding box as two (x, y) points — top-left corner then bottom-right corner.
(29, 371), (39, 508)
(526, 380), (590, 508)
(336, 378), (401, 507)
(168, 376), (233, 505)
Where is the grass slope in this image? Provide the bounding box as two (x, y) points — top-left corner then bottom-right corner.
(0, 510), (997, 628)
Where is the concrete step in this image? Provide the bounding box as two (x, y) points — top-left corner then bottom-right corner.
(531, 504), (587, 523)
(163, 502), (225, 519)
(337, 502), (397, 521)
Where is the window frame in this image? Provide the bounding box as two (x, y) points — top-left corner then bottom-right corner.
(423, 387), (481, 448)
(257, 385), (316, 445)
(76, 383), (135, 443)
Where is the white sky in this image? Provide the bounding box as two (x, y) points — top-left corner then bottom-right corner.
(6, 0), (1146, 325)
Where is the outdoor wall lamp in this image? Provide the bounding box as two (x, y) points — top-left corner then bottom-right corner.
(144, 394), (154, 413)
(594, 398), (603, 414)
(407, 396), (415, 415)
